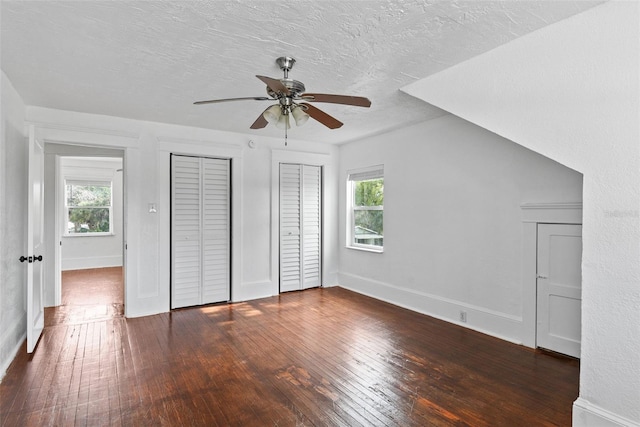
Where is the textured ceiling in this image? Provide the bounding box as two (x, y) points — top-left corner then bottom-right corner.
(1, 1), (603, 144)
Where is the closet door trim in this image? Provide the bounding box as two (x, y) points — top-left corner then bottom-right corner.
(278, 162), (322, 293)
(271, 150), (331, 296)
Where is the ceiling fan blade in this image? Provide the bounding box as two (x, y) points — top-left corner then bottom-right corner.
(194, 96), (271, 105)
(301, 93), (371, 108)
(300, 103), (343, 129)
(250, 108), (269, 129)
(256, 75), (290, 96)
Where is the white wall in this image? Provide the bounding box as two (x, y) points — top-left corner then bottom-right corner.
(401, 1), (640, 425)
(59, 157), (123, 271)
(26, 106), (339, 318)
(338, 114), (583, 342)
(0, 71), (27, 378)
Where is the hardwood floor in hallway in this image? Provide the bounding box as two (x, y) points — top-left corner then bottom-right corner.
(1, 280), (579, 426)
(46, 267), (124, 327)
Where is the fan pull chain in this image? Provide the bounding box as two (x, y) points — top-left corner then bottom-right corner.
(285, 113), (289, 146)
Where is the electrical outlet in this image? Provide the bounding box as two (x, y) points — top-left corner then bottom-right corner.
(459, 311), (467, 323)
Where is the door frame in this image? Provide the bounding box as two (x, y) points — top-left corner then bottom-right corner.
(159, 140), (242, 306)
(520, 202), (582, 349)
(169, 154), (232, 309)
(271, 150), (331, 297)
(32, 123), (138, 316)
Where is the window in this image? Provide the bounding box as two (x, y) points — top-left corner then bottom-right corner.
(65, 179), (113, 235)
(347, 166), (383, 251)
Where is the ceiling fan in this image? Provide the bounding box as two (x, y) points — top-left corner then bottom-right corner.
(194, 56), (371, 132)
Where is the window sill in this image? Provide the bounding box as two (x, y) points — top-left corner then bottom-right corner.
(346, 245), (384, 254)
(64, 232), (115, 238)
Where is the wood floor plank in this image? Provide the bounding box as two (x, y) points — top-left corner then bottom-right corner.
(1, 268), (579, 426)
(251, 292), (434, 424)
(211, 305), (366, 426)
(236, 309), (396, 426)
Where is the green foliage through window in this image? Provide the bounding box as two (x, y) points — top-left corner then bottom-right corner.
(66, 181), (112, 234)
(352, 178), (383, 247)
(354, 179), (383, 207)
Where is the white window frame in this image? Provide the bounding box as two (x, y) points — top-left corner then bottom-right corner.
(64, 178), (114, 237)
(346, 165), (384, 253)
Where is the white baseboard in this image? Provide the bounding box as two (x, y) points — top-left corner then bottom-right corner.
(234, 280), (274, 302)
(0, 329), (26, 382)
(573, 398), (639, 427)
(62, 255), (122, 271)
(338, 272), (524, 345)
(235, 271), (340, 302)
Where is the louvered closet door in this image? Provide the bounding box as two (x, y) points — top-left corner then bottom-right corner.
(279, 164), (321, 293)
(280, 164), (302, 292)
(302, 165), (321, 289)
(172, 156), (201, 308)
(171, 155), (230, 309)
(201, 159), (230, 304)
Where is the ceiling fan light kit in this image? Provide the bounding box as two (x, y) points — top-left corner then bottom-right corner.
(194, 56), (371, 145)
(291, 105), (309, 126)
(275, 112), (291, 130)
(263, 104), (283, 125)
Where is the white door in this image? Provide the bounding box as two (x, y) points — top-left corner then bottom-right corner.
(201, 158), (231, 303)
(171, 155), (230, 308)
(26, 125), (45, 353)
(536, 223), (582, 358)
(279, 164), (321, 292)
(301, 165), (321, 289)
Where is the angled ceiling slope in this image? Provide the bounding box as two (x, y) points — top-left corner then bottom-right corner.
(401, 1), (629, 174)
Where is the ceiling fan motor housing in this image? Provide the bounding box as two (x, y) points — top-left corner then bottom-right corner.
(267, 79), (306, 100)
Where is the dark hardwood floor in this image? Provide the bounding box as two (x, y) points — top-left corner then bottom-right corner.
(1, 269), (579, 426)
(45, 267), (124, 327)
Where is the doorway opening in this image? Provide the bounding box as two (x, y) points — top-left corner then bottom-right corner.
(45, 147), (125, 325)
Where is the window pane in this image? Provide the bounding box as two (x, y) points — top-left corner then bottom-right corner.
(354, 179), (383, 207)
(67, 207), (110, 233)
(354, 210), (383, 246)
(67, 184), (111, 207)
